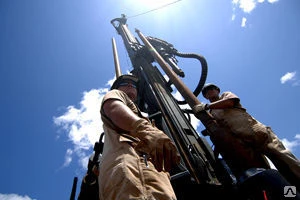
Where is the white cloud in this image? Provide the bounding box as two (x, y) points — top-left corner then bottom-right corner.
(280, 71), (299, 86)
(281, 134), (300, 153)
(53, 76), (121, 170)
(0, 193), (36, 200)
(231, 14), (236, 21)
(107, 77), (116, 88)
(232, 0), (256, 14)
(62, 149), (73, 167)
(241, 17), (247, 27)
(231, 0), (280, 27)
(280, 71), (296, 84)
(53, 88), (108, 169)
(240, 0), (256, 13)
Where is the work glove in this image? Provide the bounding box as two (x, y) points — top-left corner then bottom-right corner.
(192, 103), (210, 120)
(131, 119), (181, 172)
(192, 103), (209, 114)
(192, 103), (210, 113)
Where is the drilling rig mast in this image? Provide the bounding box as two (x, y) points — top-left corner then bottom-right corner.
(74, 15), (298, 200)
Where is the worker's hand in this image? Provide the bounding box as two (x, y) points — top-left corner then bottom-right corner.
(192, 103), (210, 114)
(131, 119), (181, 172)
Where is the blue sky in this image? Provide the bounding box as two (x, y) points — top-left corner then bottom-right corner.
(1, 0), (300, 199)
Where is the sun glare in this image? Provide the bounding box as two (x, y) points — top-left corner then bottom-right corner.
(125, 0), (182, 20)
(139, 0), (179, 9)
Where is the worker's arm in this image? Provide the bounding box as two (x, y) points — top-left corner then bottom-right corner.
(193, 92), (240, 115)
(102, 97), (181, 171)
(102, 99), (141, 131)
(208, 98), (238, 109)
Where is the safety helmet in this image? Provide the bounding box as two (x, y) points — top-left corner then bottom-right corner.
(202, 83), (220, 97)
(110, 74), (139, 90)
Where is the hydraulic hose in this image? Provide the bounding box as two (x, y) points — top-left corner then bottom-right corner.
(145, 36), (208, 105)
(174, 51), (208, 105)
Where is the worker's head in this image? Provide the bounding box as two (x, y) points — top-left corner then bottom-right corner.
(202, 83), (220, 102)
(111, 74), (139, 101)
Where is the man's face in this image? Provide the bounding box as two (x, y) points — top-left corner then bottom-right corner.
(205, 88), (219, 102)
(117, 80), (138, 101)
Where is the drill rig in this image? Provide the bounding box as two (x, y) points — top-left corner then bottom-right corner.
(73, 15), (297, 200)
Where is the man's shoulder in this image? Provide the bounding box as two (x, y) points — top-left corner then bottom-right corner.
(101, 90), (127, 106)
(104, 89), (127, 99)
(105, 89), (123, 95)
(221, 91), (239, 99)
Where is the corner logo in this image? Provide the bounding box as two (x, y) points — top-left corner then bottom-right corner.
(284, 186), (296, 197)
